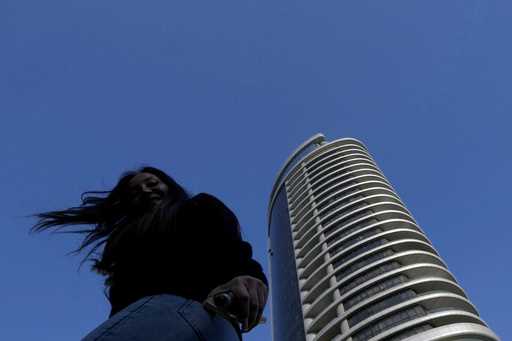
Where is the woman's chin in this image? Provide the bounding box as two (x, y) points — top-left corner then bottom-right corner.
(147, 198), (163, 208)
(128, 198), (160, 211)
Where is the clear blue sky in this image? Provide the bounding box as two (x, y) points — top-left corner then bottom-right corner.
(2, 1), (510, 340)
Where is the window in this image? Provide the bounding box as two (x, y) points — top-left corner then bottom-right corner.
(324, 208), (374, 237)
(332, 238), (389, 269)
(316, 181), (359, 209)
(326, 218), (379, 247)
(322, 200), (368, 227)
(352, 305), (426, 341)
(349, 289), (417, 326)
(345, 275), (409, 309)
(329, 227), (383, 255)
(313, 167), (382, 196)
(317, 188), (363, 211)
(335, 249), (395, 282)
(339, 261), (402, 297)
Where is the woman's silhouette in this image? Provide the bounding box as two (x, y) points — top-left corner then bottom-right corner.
(31, 166), (268, 340)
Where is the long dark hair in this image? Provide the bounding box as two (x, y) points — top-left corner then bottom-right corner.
(31, 166), (192, 282)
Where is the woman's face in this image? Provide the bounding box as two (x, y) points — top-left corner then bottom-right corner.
(127, 172), (169, 208)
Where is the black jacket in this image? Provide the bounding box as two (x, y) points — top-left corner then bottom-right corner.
(108, 193), (268, 317)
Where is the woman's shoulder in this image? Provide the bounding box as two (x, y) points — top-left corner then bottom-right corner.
(185, 192), (240, 229)
(188, 192), (229, 210)
(191, 192), (221, 202)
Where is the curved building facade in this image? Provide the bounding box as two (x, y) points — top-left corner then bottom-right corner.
(267, 134), (499, 341)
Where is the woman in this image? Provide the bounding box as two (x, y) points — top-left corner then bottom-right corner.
(32, 166), (268, 341)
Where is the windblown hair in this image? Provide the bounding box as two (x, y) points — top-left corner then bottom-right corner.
(31, 166), (192, 285)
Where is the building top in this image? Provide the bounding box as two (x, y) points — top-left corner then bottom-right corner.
(267, 133), (367, 232)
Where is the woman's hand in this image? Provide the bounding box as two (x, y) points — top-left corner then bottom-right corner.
(205, 275), (268, 333)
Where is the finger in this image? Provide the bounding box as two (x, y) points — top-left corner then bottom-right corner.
(230, 282), (250, 327)
(255, 284), (267, 324)
(245, 283), (260, 331)
(259, 282), (268, 306)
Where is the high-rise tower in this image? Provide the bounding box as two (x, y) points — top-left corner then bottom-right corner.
(267, 134), (498, 341)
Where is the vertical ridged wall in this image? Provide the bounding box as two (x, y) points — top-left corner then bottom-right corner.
(268, 135), (499, 341)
